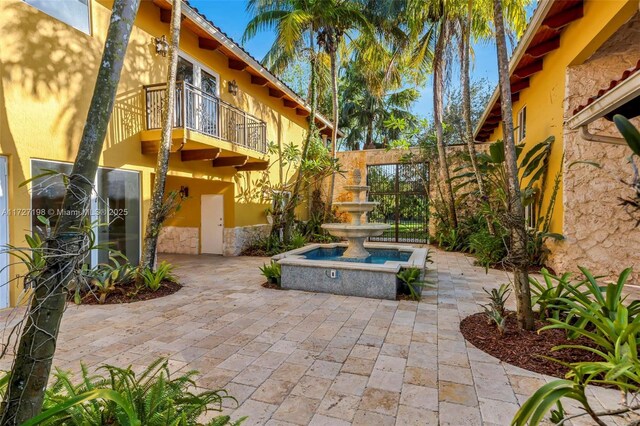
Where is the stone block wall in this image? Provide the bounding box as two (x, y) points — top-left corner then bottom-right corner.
(549, 12), (640, 281)
(157, 226), (199, 255)
(223, 224), (271, 256)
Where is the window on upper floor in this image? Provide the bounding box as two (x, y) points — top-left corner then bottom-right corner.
(517, 106), (527, 142)
(24, 0), (91, 34)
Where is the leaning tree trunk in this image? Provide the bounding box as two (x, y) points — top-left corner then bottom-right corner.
(283, 37), (318, 243)
(140, 0), (182, 271)
(0, 0), (141, 423)
(433, 22), (457, 229)
(325, 41), (340, 218)
(460, 15), (495, 235)
(493, 0), (534, 330)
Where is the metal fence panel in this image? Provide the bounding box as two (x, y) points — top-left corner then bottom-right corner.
(367, 162), (429, 243)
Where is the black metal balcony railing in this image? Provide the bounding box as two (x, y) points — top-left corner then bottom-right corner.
(144, 81), (268, 154)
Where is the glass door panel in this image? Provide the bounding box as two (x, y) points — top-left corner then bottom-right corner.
(177, 57), (195, 128)
(200, 69), (218, 135)
(30, 160), (73, 234)
(96, 168), (140, 265)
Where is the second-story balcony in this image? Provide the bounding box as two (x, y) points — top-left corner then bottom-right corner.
(144, 81), (268, 155)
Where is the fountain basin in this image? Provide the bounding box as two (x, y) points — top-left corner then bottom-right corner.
(273, 243), (428, 300)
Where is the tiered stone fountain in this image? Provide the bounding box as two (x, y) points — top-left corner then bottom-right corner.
(273, 169), (428, 300)
(321, 170), (390, 258)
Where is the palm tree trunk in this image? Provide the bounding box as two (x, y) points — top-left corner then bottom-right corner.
(493, 0), (534, 330)
(0, 1), (141, 423)
(433, 22), (457, 229)
(460, 16), (494, 235)
(325, 42), (339, 218)
(140, 0), (182, 271)
(364, 118), (374, 149)
(284, 36), (318, 243)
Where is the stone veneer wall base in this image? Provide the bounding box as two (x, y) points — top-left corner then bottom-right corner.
(157, 226), (199, 255)
(223, 224), (272, 256)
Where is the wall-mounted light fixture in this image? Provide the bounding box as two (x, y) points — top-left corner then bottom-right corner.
(154, 35), (169, 57)
(228, 80), (238, 96)
(179, 185), (189, 199)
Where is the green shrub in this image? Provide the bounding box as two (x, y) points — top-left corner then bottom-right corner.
(138, 261), (176, 292)
(397, 267), (426, 301)
(543, 267), (640, 341)
(290, 231), (306, 249)
(242, 232), (311, 256)
(78, 257), (136, 304)
(3, 358), (244, 426)
(513, 301), (640, 426)
(260, 260), (281, 286)
(529, 269), (582, 321)
(514, 267), (640, 425)
(468, 228), (507, 270)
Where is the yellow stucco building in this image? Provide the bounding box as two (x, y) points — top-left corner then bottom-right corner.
(475, 0), (640, 279)
(0, 0), (337, 307)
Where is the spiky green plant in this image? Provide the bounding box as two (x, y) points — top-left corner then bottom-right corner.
(4, 358), (244, 426)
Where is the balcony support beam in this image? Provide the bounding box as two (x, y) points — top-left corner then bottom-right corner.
(181, 148), (221, 161)
(236, 161), (269, 172)
(296, 108), (310, 117)
(141, 140), (181, 155)
(212, 156), (248, 168)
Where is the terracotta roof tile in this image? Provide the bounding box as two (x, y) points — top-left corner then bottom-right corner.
(572, 59), (640, 115)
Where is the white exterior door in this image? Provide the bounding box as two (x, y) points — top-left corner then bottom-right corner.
(201, 195), (224, 255)
(0, 157), (9, 308)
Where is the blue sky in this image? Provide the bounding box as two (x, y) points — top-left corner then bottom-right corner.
(190, 0), (506, 118)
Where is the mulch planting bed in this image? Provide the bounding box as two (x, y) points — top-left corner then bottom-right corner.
(261, 281), (283, 290)
(74, 280), (182, 305)
(460, 312), (601, 378)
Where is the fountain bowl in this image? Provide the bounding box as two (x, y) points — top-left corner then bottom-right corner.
(320, 223), (389, 238)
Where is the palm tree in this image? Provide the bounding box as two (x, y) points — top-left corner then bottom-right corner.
(0, 0), (141, 423)
(492, 0), (534, 330)
(140, 0), (182, 272)
(244, 0), (323, 242)
(459, 8), (493, 233)
(432, 19), (458, 228)
(457, 0), (528, 235)
(340, 61), (420, 149)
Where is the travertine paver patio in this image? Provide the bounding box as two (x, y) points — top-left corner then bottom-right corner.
(0, 247), (627, 425)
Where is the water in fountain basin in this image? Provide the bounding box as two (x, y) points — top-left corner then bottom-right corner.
(303, 247), (411, 264)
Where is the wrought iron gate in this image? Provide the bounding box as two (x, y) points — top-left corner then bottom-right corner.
(367, 162), (429, 243)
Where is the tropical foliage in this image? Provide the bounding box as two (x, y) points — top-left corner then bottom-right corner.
(513, 267), (640, 425)
(0, 359), (242, 426)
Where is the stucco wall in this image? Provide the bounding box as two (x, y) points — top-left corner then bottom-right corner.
(485, 1), (637, 236)
(0, 0), (315, 305)
(548, 12), (640, 281)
